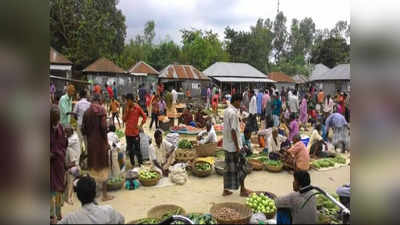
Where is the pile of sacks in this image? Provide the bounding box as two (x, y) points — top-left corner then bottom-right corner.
(165, 133), (180, 148)
(168, 163), (188, 185)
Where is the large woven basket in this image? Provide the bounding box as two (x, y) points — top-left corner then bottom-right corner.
(106, 179), (124, 191)
(126, 218), (160, 224)
(175, 148), (197, 162)
(138, 171), (161, 187)
(195, 142), (217, 157)
(248, 159), (264, 171)
(253, 191), (277, 219)
(210, 202), (252, 224)
(147, 204), (186, 220)
(264, 162), (284, 172)
(191, 161), (213, 177)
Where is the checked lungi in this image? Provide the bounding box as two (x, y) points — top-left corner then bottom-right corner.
(223, 151), (249, 190)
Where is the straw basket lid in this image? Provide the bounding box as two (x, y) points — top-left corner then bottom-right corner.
(147, 204), (186, 219)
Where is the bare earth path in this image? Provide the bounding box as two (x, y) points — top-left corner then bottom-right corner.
(62, 165), (350, 222)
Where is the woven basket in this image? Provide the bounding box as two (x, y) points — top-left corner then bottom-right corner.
(175, 148), (197, 162)
(253, 191), (277, 219)
(264, 162), (284, 172)
(138, 171), (161, 187)
(210, 202), (252, 224)
(126, 218), (160, 224)
(147, 204), (186, 219)
(195, 142), (217, 157)
(191, 161), (213, 177)
(248, 159), (264, 171)
(106, 179), (124, 191)
(214, 160), (226, 176)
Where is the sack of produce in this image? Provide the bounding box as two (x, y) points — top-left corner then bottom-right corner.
(169, 164), (188, 185)
(166, 133), (180, 148)
(249, 213), (267, 224)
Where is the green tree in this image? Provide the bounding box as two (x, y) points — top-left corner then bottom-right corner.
(149, 40), (182, 71)
(180, 29), (229, 71)
(50, 0), (126, 69)
(272, 12), (288, 62)
(144, 20), (156, 45)
(311, 36), (350, 68)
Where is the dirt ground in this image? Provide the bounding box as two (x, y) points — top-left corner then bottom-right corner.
(62, 108), (350, 222)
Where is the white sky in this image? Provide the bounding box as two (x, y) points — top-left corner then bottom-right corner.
(117, 0), (350, 44)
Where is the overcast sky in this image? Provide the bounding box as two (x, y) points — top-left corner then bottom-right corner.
(117, 0), (350, 44)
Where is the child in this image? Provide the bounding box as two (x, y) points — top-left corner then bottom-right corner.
(64, 125), (81, 205)
(107, 125), (121, 177)
(241, 128), (253, 156)
(109, 97), (121, 128)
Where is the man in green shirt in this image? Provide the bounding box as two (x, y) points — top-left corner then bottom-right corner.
(58, 85), (75, 127)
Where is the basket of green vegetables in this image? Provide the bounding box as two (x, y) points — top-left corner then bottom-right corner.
(192, 161), (213, 177)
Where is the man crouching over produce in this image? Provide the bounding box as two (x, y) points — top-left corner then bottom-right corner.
(275, 170), (317, 224)
(197, 120), (217, 145)
(282, 134), (310, 171)
(58, 176), (125, 224)
(148, 129), (176, 177)
(222, 93), (252, 197)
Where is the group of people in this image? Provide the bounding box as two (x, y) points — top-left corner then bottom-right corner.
(50, 82), (350, 224)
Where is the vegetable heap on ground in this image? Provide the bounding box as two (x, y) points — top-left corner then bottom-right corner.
(246, 193), (276, 214)
(317, 193), (342, 224)
(135, 218), (160, 224)
(177, 139), (193, 149)
(195, 162), (211, 171)
(265, 160), (282, 167)
(312, 155), (347, 169)
(161, 208), (184, 221)
(138, 170), (159, 180)
(186, 213), (217, 224)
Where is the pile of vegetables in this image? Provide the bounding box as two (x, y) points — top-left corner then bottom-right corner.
(246, 193), (276, 215)
(186, 213), (217, 224)
(316, 193), (341, 224)
(311, 158), (335, 169)
(115, 129), (125, 139)
(138, 170), (160, 180)
(135, 218), (160, 224)
(195, 162), (212, 171)
(214, 207), (240, 221)
(177, 139), (193, 149)
(332, 155), (347, 164)
(107, 176), (124, 185)
(265, 160), (282, 167)
(160, 208), (184, 221)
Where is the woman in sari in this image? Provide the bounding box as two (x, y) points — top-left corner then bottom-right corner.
(299, 97), (308, 128)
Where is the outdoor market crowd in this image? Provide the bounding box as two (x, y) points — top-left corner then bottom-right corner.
(50, 81), (350, 224)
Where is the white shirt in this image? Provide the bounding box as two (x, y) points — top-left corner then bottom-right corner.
(66, 132), (81, 167)
(107, 132), (121, 150)
(58, 203), (125, 224)
(288, 94), (299, 113)
(148, 140), (174, 166)
(223, 105), (242, 152)
(73, 98), (91, 126)
(198, 126), (217, 145)
(249, 95), (257, 114)
(171, 89), (178, 104)
(307, 129), (323, 152)
(268, 134), (287, 153)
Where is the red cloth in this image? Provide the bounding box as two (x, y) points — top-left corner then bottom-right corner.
(82, 103), (109, 170)
(94, 85), (101, 94)
(50, 124), (67, 192)
(123, 103), (147, 136)
(212, 94), (219, 110)
(107, 86), (114, 98)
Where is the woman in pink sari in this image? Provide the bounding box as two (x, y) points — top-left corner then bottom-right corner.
(299, 97), (308, 128)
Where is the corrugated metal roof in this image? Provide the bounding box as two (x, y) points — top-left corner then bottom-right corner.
(159, 64), (209, 80)
(309, 64), (330, 81)
(268, 72), (295, 83)
(128, 61), (159, 75)
(313, 64), (350, 81)
(203, 62), (267, 78)
(213, 77), (276, 83)
(49, 47), (72, 65)
(83, 57), (126, 74)
(293, 74), (309, 84)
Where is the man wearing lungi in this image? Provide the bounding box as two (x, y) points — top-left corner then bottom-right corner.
(223, 93), (252, 197)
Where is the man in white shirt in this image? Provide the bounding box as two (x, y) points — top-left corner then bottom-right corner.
(197, 121), (217, 145)
(58, 176), (125, 224)
(288, 90), (299, 115)
(246, 89), (258, 133)
(72, 90), (91, 152)
(64, 125), (81, 205)
(268, 128), (287, 153)
(171, 89), (178, 105)
(148, 129), (176, 177)
(223, 93), (251, 197)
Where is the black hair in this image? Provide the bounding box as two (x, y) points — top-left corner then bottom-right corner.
(294, 170), (311, 188)
(244, 128), (251, 135)
(80, 89), (87, 98)
(154, 129), (162, 138)
(315, 123), (322, 132)
(290, 112), (296, 121)
(126, 93), (134, 101)
(293, 90), (297, 95)
(231, 93), (242, 103)
(250, 89), (255, 95)
(76, 176), (96, 206)
(109, 125), (116, 132)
